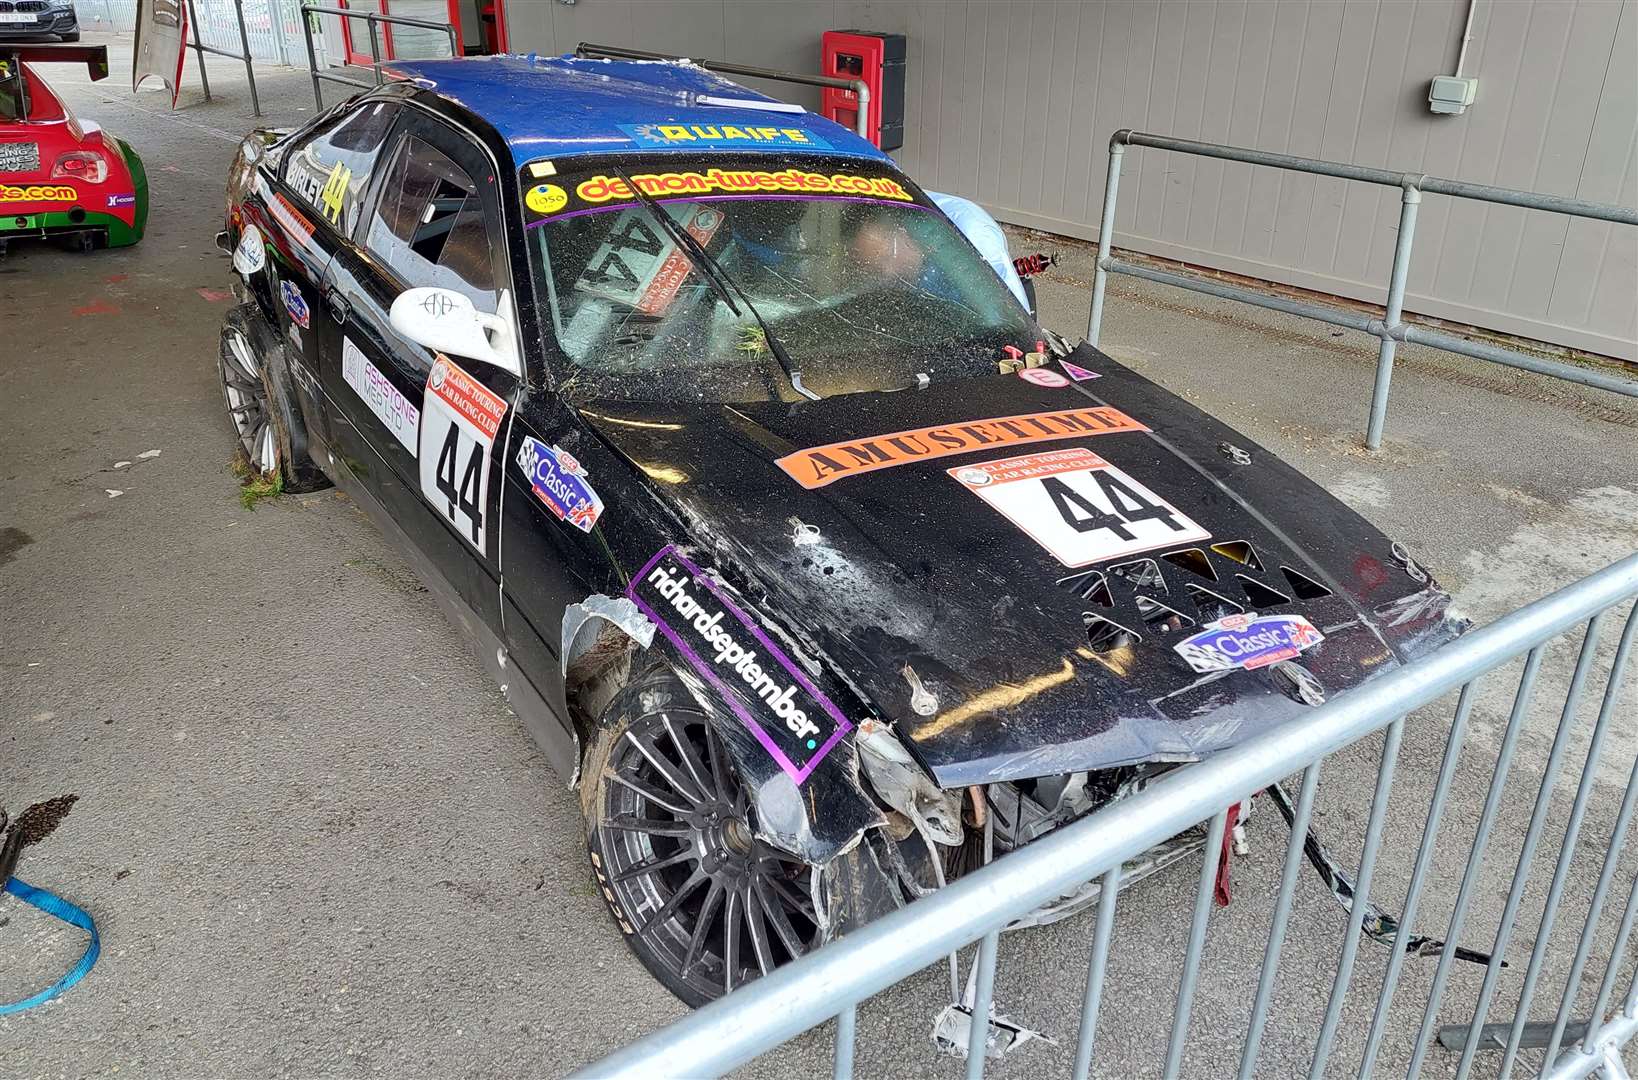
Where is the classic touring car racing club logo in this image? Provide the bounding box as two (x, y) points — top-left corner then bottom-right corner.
(629, 546), (852, 784)
(515, 436), (603, 532)
(1173, 613), (1325, 674)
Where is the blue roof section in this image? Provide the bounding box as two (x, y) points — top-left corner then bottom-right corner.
(384, 54), (892, 168)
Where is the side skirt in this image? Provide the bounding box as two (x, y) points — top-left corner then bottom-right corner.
(312, 432), (580, 781)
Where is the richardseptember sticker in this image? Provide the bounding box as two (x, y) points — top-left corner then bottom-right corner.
(629, 546), (852, 784)
(949, 446), (1209, 567)
(1174, 613), (1325, 673)
(515, 435), (603, 532)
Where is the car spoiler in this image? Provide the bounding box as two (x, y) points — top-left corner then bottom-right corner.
(4, 44), (110, 81)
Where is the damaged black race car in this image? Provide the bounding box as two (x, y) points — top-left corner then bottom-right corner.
(215, 54), (1467, 1006)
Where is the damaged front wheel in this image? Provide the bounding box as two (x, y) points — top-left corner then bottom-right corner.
(584, 672), (822, 1006)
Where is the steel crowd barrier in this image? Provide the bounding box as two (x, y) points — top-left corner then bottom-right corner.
(1084, 131), (1638, 452)
(299, 3), (456, 110)
(574, 552), (1638, 1079)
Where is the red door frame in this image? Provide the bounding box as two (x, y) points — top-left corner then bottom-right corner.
(339, 0), (496, 66)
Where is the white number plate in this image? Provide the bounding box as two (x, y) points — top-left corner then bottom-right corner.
(950, 447), (1209, 567)
(574, 204), (724, 315)
(418, 355), (508, 556)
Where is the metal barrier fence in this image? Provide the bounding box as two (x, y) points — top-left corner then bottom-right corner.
(574, 551), (1638, 1079)
(575, 42), (873, 142)
(1085, 131), (1638, 452)
(299, 3), (455, 110)
(73, 0), (313, 68)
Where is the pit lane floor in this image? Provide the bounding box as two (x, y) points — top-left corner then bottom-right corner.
(2, 36), (1635, 1079)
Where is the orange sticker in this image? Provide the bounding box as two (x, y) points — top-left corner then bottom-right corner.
(427, 355), (507, 440)
(775, 406), (1149, 489)
(271, 193), (314, 239)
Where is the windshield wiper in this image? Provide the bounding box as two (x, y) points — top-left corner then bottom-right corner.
(612, 169), (820, 402)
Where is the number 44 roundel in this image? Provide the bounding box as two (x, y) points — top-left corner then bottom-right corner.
(420, 355), (509, 555)
(950, 447), (1209, 567)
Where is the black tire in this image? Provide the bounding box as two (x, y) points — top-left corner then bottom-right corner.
(218, 305), (328, 494)
(582, 669), (821, 1007)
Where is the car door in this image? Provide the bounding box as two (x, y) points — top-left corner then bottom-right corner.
(316, 109), (523, 629)
(269, 98), (400, 411)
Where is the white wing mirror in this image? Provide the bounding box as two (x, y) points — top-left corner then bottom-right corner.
(389, 287), (518, 374)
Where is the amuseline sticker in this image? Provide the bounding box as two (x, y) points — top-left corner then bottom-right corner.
(628, 546), (852, 784)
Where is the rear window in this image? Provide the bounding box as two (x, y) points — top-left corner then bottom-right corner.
(282, 100), (399, 235)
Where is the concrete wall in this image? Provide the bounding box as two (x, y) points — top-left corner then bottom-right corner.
(504, 0), (1636, 360)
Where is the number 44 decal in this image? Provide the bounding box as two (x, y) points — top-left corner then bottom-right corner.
(419, 356), (509, 556)
(434, 422), (485, 544)
(950, 447), (1210, 567)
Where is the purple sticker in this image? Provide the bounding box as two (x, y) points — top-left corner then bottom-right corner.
(628, 545), (852, 783)
(1060, 360), (1100, 381)
(106, 193), (137, 208)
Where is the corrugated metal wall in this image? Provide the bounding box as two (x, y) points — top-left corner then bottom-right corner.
(508, 0), (1636, 360)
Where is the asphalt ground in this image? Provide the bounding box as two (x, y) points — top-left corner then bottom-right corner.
(2, 37), (1636, 1079)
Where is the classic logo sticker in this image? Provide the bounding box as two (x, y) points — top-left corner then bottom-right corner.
(574, 169), (912, 206)
(617, 123), (833, 151)
(776, 406), (1148, 489)
(1174, 613), (1325, 673)
(342, 337), (419, 454)
(629, 546), (852, 784)
(515, 435), (603, 532)
(0, 183), (75, 203)
(525, 183), (567, 215)
(1060, 361), (1100, 381)
(949, 446), (1209, 568)
(419, 355), (508, 554)
(279, 280), (310, 329)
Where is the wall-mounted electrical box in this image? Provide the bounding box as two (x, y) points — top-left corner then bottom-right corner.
(1428, 75), (1478, 115)
(821, 30), (906, 150)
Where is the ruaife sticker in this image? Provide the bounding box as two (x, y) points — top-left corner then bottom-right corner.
(1174, 613), (1325, 673)
(618, 123), (833, 151)
(949, 446), (1209, 567)
(776, 406), (1148, 489)
(419, 355), (508, 555)
(515, 435), (603, 532)
(629, 546), (852, 784)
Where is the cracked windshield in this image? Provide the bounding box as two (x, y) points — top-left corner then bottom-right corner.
(523, 155), (1038, 402)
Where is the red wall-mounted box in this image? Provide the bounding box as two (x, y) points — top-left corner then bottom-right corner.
(820, 30), (906, 151)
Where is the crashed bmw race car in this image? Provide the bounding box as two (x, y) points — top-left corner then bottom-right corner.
(0, 44), (148, 254)
(215, 54), (1467, 1006)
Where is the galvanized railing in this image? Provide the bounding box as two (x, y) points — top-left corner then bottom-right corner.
(1085, 131), (1638, 451)
(575, 42), (873, 142)
(300, 3), (456, 110)
(574, 551), (1638, 1079)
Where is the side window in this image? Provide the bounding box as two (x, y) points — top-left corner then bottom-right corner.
(282, 101), (399, 236)
(364, 134), (508, 314)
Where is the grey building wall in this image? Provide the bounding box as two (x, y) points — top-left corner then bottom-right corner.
(506, 0), (1636, 361)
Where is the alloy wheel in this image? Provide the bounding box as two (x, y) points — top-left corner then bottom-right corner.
(598, 709), (821, 1002)
(220, 328), (278, 475)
